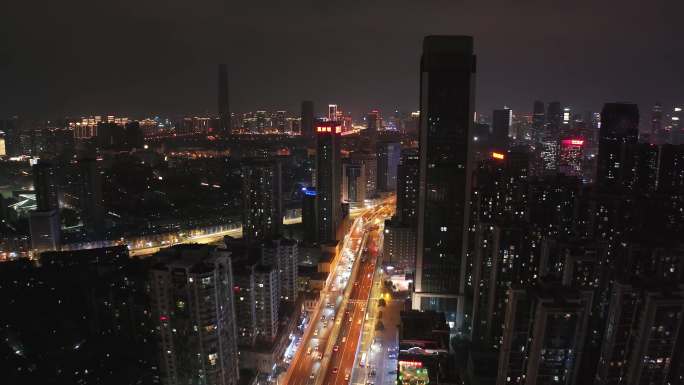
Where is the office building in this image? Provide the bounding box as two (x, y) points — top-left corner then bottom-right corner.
(150, 245), (239, 385)
(241, 159), (282, 242)
(29, 209), (61, 252)
(351, 151), (377, 199)
(597, 103), (639, 191)
(78, 158), (105, 238)
(342, 161), (366, 203)
(218, 63), (231, 136)
(377, 141), (401, 191)
(315, 121), (342, 242)
(497, 285), (593, 385)
(384, 220), (416, 273)
(301, 100), (314, 140)
(302, 187), (318, 244)
(558, 137), (585, 177)
(413, 35), (476, 328)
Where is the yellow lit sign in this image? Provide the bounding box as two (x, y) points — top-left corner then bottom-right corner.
(492, 152), (505, 160)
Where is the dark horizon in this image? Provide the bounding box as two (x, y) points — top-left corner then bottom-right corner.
(2, 0), (683, 120)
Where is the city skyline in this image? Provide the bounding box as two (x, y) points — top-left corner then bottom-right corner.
(3, 1), (684, 383)
(2, 1), (684, 119)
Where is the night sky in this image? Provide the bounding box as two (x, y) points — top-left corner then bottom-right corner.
(2, 0), (683, 121)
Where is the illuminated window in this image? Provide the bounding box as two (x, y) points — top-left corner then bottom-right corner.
(208, 353), (218, 366)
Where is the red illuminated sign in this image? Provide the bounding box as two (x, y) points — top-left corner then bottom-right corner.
(562, 139), (585, 146)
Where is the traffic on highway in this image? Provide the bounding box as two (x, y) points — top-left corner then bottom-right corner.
(282, 197), (394, 385)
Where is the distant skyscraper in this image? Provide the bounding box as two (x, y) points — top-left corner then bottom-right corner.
(150, 245), (239, 385)
(597, 103), (639, 191)
(342, 161), (366, 203)
(33, 159), (59, 211)
(546, 101), (562, 133)
(558, 138), (585, 177)
(562, 106), (573, 131)
(328, 104), (338, 121)
(78, 158), (105, 238)
(396, 149), (419, 226)
(301, 187), (318, 244)
(351, 151), (377, 199)
(241, 159), (282, 242)
(315, 121), (342, 243)
(671, 106), (684, 145)
(376, 141), (401, 191)
(301, 100), (314, 140)
(651, 102), (663, 136)
(218, 63), (231, 136)
(365, 109), (381, 150)
(492, 108), (512, 151)
(532, 101), (545, 142)
(413, 35), (476, 328)
(538, 101), (562, 174)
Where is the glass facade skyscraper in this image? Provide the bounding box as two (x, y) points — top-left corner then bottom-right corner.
(413, 35), (476, 329)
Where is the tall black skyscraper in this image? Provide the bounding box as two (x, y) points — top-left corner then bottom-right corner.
(301, 100), (314, 141)
(597, 103), (639, 191)
(413, 35), (476, 328)
(316, 121), (342, 243)
(218, 63), (231, 136)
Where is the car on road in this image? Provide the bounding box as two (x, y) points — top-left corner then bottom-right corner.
(333, 345), (339, 352)
(332, 367), (338, 374)
(310, 372), (315, 379)
(344, 372), (351, 381)
(307, 347), (312, 355)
